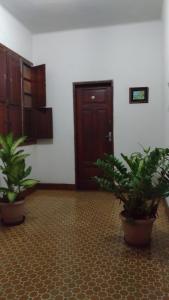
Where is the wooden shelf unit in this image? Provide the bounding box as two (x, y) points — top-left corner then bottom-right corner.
(0, 42), (53, 142)
(22, 60), (53, 141)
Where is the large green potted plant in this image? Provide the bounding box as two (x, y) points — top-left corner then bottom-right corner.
(0, 133), (38, 226)
(95, 147), (169, 246)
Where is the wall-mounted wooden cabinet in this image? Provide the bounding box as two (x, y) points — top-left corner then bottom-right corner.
(22, 61), (52, 141)
(0, 43), (53, 142)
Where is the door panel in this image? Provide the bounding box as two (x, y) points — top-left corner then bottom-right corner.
(93, 108), (109, 159)
(81, 109), (93, 162)
(7, 51), (21, 106)
(0, 104), (8, 135)
(32, 108), (53, 139)
(23, 108), (33, 139)
(82, 87), (108, 104)
(32, 64), (46, 108)
(0, 46), (7, 103)
(74, 81), (113, 189)
(8, 106), (22, 138)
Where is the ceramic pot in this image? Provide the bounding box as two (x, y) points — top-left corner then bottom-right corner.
(120, 212), (155, 246)
(0, 200), (25, 226)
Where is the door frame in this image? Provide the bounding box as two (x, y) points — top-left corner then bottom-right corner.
(73, 80), (114, 189)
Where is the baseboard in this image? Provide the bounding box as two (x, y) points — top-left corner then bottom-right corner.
(164, 199), (169, 219)
(37, 183), (76, 190)
(24, 184), (76, 198)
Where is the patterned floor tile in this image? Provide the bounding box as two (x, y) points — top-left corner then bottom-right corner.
(0, 190), (169, 300)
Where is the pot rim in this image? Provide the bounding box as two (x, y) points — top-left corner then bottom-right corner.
(120, 211), (156, 224)
(0, 199), (25, 206)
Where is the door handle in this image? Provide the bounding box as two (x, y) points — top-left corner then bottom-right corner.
(105, 131), (112, 142)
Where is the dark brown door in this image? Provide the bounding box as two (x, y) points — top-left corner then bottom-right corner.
(74, 81), (113, 189)
(7, 51), (21, 106)
(0, 45), (7, 103)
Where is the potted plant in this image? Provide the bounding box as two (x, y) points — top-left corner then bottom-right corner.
(0, 133), (38, 226)
(95, 147), (169, 246)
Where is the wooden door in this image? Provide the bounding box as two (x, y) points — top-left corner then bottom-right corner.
(0, 45), (7, 103)
(7, 51), (21, 106)
(74, 81), (113, 189)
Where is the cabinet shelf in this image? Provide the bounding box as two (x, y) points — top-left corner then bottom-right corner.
(23, 78), (32, 82)
(24, 92), (32, 96)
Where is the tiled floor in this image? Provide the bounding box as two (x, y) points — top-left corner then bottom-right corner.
(0, 190), (169, 300)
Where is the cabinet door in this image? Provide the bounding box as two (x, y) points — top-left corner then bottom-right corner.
(23, 108), (34, 139)
(0, 46), (7, 103)
(32, 108), (53, 139)
(0, 104), (8, 135)
(8, 106), (22, 138)
(32, 64), (46, 108)
(7, 51), (21, 106)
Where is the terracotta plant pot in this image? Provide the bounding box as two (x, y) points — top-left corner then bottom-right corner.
(120, 212), (155, 247)
(0, 200), (25, 226)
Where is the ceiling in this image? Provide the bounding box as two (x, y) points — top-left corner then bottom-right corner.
(0, 0), (163, 34)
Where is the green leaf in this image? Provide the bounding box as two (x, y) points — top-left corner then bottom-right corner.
(20, 179), (39, 188)
(14, 150), (25, 156)
(0, 134), (10, 153)
(11, 154), (30, 163)
(94, 147), (169, 219)
(7, 191), (17, 203)
(6, 133), (14, 147)
(0, 134), (38, 201)
(121, 153), (134, 170)
(24, 166), (32, 178)
(0, 187), (8, 193)
(143, 147), (151, 154)
(11, 136), (27, 153)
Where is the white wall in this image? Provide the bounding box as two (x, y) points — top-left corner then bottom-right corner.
(33, 21), (163, 184)
(163, 0), (169, 206)
(163, 0), (169, 146)
(0, 4), (32, 61)
(0, 4), (163, 186)
(0, 5), (36, 178)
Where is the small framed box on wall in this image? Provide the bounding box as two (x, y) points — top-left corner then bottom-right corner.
(129, 87), (149, 104)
